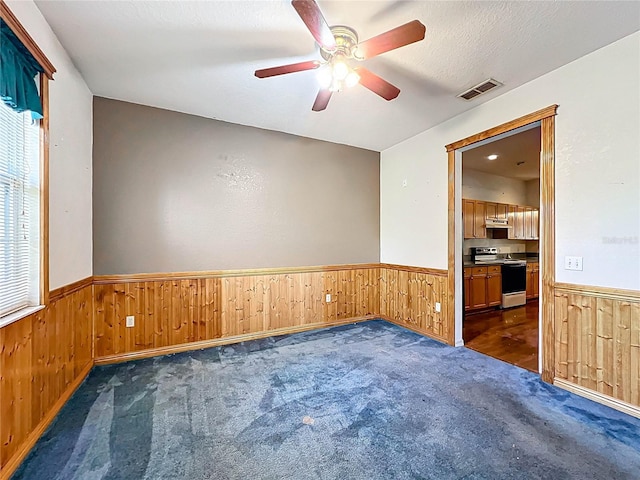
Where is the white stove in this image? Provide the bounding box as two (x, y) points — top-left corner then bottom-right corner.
(470, 247), (527, 308)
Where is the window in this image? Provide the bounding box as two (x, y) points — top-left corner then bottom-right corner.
(1, 4), (55, 322)
(0, 100), (41, 317)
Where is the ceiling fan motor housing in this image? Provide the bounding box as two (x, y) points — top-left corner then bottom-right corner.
(320, 25), (359, 61)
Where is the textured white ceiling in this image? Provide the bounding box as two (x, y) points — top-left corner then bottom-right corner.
(35, 1), (640, 151)
(463, 127), (541, 181)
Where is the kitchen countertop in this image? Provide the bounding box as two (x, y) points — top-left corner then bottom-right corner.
(463, 257), (539, 267)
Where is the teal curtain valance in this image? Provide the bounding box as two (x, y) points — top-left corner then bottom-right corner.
(1, 19), (44, 120)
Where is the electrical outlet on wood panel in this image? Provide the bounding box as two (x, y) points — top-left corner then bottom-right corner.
(435, 302), (441, 313)
(126, 315), (135, 327)
(326, 294), (331, 302)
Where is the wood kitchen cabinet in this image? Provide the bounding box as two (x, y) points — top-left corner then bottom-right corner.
(523, 207), (539, 240)
(508, 205), (525, 239)
(464, 198), (538, 240)
(469, 266), (488, 309)
(486, 266), (502, 306)
(524, 207), (533, 240)
(526, 262), (539, 299)
(463, 200), (487, 239)
(486, 202), (508, 222)
(464, 266), (501, 311)
(464, 268), (472, 311)
(531, 209), (539, 239)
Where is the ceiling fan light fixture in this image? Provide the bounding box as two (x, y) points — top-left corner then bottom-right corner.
(257, 1), (427, 111)
(332, 60), (349, 80)
(317, 65), (333, 89)
(345, 71), (360, 88)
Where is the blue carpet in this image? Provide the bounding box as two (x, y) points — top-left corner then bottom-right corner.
(12, 320), (640, 479)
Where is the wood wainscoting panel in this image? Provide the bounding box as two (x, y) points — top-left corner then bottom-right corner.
(554, 284), (640, 408)
(380, 265), (449, 343)
(0, 284), (93, 476)
(93, 266), (380, 360)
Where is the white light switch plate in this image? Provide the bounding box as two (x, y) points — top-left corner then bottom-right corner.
(435, 302), (441, 313)
(326, 294), (331, 302)
(564, 256), (583, 271)
(126, 315), (135, 327)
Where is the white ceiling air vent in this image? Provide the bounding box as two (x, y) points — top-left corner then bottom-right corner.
(458, 79), (503, 100)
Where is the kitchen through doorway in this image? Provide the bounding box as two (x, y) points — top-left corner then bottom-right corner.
(460, 124), (541, 372)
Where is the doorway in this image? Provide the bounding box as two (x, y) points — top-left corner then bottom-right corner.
(445, 105), (557, 382)
(460, 125), (541, 372)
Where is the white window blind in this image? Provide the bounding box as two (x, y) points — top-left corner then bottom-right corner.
(0, 100), (41, 317)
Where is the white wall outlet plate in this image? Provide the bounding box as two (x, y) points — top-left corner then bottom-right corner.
(326, 294), (331, 302)
(126, 315), (135, 327)
(435, 302), (441, 313)
(402, 179), (408, 187)
(564, 256), (583, 271)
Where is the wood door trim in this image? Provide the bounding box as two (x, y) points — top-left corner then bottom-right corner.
(0, 1), (56, 78)
(539, 115), (555, 382)
(446, 105), (558, 380)
(447, 149), (456, 345)
(445, 105), (558, 152)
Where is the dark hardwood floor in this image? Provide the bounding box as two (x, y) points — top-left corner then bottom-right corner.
(463, 300), (539, 372)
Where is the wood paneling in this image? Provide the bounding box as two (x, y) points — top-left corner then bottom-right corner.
(380, 266), (449, 343)
(0, 284), (93, 477)
(554, 284), (640, 409)
(93, 267), (380, 360)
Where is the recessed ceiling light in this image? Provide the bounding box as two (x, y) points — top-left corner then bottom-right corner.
(487, 154), (498, 160)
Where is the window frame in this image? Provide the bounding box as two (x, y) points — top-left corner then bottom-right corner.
(1, 1), (56, 319)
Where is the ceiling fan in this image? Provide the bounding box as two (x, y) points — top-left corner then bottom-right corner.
(255, 0), (426, 111)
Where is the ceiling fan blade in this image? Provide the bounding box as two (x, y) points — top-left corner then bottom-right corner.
(255, 60), (320, 78)
(312, 89), (332, 111)
(354, 20), (426, 60)
(292, 0), (337, 51)
(355, 68), (400, 101)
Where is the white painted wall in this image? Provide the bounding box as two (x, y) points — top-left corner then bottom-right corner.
(7, 0), (93, 289)
(381, 32), (640, 290)
(462, 169), (528, 205)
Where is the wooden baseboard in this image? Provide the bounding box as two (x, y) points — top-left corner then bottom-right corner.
(0, 361), (94, 480)
(380, 315), (450, 345)
(95, 315), (377, 365)
(553, 378), (640, 419)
